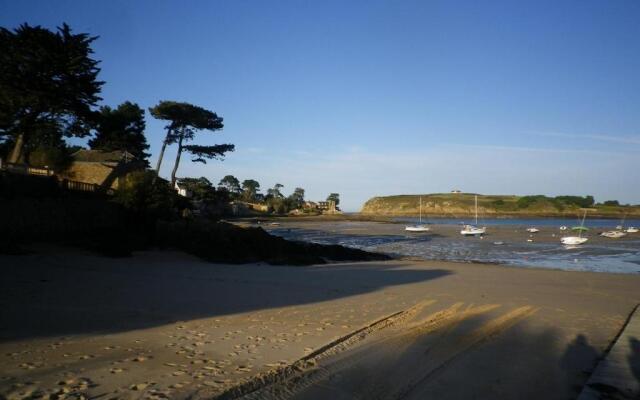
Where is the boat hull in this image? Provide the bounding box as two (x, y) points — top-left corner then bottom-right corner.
(601, 231), (627, 238)
(460, 226), (486, 236)
(560, 236), (588, 245)
(405, 225), (431, 232)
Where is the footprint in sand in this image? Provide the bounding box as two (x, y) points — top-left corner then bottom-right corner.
(235, 365), (252, 373)
(130, 382), (148, 391)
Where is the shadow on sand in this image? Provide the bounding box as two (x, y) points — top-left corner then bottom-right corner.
(632, 337), (640, 384)
(0, 252), (451, 341)
(269, 312), (604, 400)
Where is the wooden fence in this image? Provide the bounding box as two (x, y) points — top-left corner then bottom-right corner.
(60, 179), (99, 193)
(2, 162), (54, 176)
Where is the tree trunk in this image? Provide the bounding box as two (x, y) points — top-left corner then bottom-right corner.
(170, 133), (184, 188)
(8, 133), (25, 164)
(155, 128), (174, 176)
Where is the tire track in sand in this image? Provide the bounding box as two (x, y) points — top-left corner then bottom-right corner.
(215, 301), (500, 400)
(209, 300), (435, 400)
(393, 305), (539, 400)
(244, 304), (536, 400)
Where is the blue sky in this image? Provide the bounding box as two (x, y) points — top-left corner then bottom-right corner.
(2, 0), (639, 211)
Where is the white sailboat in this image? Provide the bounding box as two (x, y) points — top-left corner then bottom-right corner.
(600, 230), (626, 238)
(560, 211), (589, 245)
(602, 214), (628, 238)
(405, 197), (431, 232)
(461, 195), (486, 236)
(625, 227), (639, 233)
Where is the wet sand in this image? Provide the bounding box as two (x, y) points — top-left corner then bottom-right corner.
(1, 247), (639, 399)
(252, 219), (639, 246)
(255, 219), (640, 273)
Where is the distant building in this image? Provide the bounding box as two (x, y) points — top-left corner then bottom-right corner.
(174, 181), (192, 197)
(58, 149), (144, 190)
(318, 200), (339, 214)
(302, 200), (340, 214)
(451, 189), (462, 193)
(303, 201), (318, 209)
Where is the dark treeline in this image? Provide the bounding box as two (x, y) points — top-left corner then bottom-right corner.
(0, 24), (233, 182)
(0, 22), (370, 264)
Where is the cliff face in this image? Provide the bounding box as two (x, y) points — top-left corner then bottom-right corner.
(360, 194), (640, 218)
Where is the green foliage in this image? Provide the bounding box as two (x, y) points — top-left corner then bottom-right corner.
(555, 195), (594, 208)
(266, 197), (294, 214)
(177, 177), (215, 201)
(148, 100), (231, 185)
(89, 101), (149, 162)
(0, 23), (103, 161)
(602, 200), (620, 206)
(112, 171), (184, 220)
(289, 187), (305, 209)
(266, 183), (284, 199)
(149, 101), (224, 136)
(241, 179), (260, 202)
(492, 199), (505, 207)
(218, 175), (241, 196)
(28, 144), (74, 171)
(327, 193), (340, 206)
(516, 195), (546, 209)
(182, 143), (234, 163)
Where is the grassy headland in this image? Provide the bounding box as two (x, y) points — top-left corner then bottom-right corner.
(361, 193), (640, 218)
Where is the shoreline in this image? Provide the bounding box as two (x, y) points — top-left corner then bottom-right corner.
(258, 219), (640, 274)
(233, 212), (638, 223)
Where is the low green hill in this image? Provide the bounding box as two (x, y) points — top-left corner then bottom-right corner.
(360, 193), (640, 218)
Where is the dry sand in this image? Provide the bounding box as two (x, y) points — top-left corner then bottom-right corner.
(1, 247), (639, 399)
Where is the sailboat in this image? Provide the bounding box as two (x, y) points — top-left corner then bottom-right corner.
(600, 230), (626, 238)
(560, 210), (589, 245)
(460, 195), (486, 236)
(405, 197), (431, 232)
(602, 214), (628, 238)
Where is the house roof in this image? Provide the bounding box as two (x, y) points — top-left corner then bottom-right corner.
(71, 149), (136, 163)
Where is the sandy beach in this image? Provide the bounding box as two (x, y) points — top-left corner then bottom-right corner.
(1, 246), (639, 399)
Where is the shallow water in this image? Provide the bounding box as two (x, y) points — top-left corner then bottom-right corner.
(395, 216), (640, 228)
(268, 222), (640, 274)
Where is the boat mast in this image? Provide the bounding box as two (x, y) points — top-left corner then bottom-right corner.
(579, 210), (587, 238)
(419, 197), (422, 224)
(475, 195), (478, 225)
